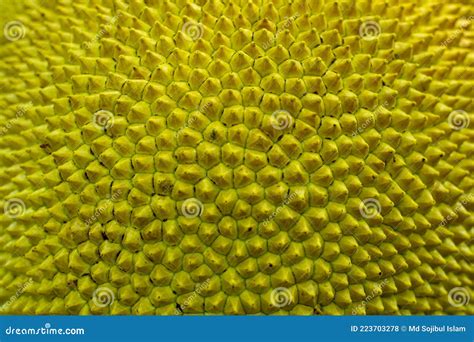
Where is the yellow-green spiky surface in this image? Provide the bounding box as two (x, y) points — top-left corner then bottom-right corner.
(0, 0), (473, 315)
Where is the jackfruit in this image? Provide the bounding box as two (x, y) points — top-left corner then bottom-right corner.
(0, 0), (473, 315)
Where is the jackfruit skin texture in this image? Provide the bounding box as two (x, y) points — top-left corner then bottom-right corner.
(0, 0), (473, 316)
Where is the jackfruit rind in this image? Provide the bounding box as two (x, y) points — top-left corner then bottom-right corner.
(0, 0), (473, 315)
